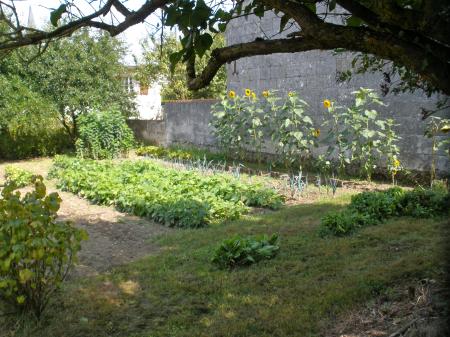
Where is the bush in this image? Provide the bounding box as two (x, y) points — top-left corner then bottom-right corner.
(399, 187), (449, 217)
(4, 166), (34, 187)
(75, 109), (135, 159)
(319, 187), (449, 236)
(0, 127), (72, 160)
(0, 177), (87, 318)
(211, 234), (280, 269)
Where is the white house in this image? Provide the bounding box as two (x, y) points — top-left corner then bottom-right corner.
(123, 66), (163, 120)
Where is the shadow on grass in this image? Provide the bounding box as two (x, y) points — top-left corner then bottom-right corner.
(2, 202), (447, 337)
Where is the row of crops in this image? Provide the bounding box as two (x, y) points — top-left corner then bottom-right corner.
(49, 156), (284, 228)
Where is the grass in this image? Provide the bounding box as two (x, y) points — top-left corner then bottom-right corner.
(1, 194), (447, 337)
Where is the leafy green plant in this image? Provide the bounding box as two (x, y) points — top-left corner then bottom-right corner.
(4, 166), (34, 187)
(211, 234), (280, 269)
(322, 89), (401, 181)
(211, 89), (318, 169)
(270, 91), (317, 171)
(0, 176), (87, 318)
(319, 186), (449, 236)
(424, 116), (450, 185)
(49, 156), (284, 228)
(75, 109), (135, 159)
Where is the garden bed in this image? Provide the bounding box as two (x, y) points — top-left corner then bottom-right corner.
(49, 156), (284, 228)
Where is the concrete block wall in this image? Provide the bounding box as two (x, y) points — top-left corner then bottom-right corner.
(225, 10), (450, 173)
(164, 100), (219, 149)
(127, 119), (166, 146)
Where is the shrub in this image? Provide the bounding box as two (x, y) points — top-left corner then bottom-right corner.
(399, 187), (449, 217)
(319, 210), (373, 237)
(319, 187), (449, 236)
(0, 177), (87, 318)
(349, 187), (405, 220)
(0, 127), (72, 160)
(211, 234), (280, 269)
(4, 166), (34, 187)
(75, 109), (135, 159)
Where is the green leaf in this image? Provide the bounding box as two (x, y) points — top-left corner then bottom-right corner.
(50, 4), (67, 27)
(279, 15), (290, 33)
(346, 16), (363, 27)
(195, 33), (213, 58)
(169, 51), (184, 73)
(329, 0), (337, 11)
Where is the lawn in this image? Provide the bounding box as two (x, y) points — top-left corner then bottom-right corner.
(2, 189), (447, 337)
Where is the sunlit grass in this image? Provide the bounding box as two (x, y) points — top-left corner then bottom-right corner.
(2, 194), (446, 337)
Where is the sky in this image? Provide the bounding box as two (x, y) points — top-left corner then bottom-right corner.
(13, 0), (159, 64)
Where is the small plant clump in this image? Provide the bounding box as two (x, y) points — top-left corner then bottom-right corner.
(4, 166), (34, 187)
(319, 186), (449, 236)
(49, 156), (284, 228)
(0, 176), (87, 318)
(211, 234), (280, 269)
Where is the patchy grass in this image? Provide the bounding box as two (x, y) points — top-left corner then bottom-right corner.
(1, 194), (447, 337)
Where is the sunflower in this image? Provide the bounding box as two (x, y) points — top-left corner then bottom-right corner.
(228, 90), (236, 99)
(393, 158), (401, 168)
(441, 124), (450, 133)
(288, 91), (295, 97)
(323, 99), (331, 108)
(245, 88), (251, 97)
(312, 128), (321, 138)
(262, 90), (269, 98)
(251, 91), (257, 99)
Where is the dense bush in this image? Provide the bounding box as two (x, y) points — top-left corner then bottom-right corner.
(0, 177), (87, 318)
(49, 156), (284, 228)
(319, 187), (449, 236)
(4, 166), (34, 187)
(211, 234), (280, 269)
(0, 75), (72, 160)
(75, 110), (135, 159)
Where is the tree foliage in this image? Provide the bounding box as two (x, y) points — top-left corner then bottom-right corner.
(0, 25), (135, 158)
(140, 33), (226, 100)
(0, 0), (448, 98)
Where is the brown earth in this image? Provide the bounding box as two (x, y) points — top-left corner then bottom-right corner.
(0, 158), (172, 277)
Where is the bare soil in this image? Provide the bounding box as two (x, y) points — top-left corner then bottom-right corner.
(0, 158), (171, 277)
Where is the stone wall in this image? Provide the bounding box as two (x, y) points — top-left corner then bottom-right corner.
(127, 100), (219, 149)
(126, 119), (166, 146)
(225, 10), (450, 174)
(164, 99), (218, 149)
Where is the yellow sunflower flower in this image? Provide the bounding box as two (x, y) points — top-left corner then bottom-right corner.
(262, 90), (269, 98)
(393, 159), (400, 168)
(288, 91), (295, 97)
(312, 128), (321, 138)
(251, 91), (257, 99)
(245, 88), (251, 97)
(323, 99), (331, 108)
(228, 90), (236, 99)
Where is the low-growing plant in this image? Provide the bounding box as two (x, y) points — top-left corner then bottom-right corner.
(0, 177), (87, 318)
(4, 166), (34, 187)
(211, 234), (280, 269)
(49, 156), (284, 228)
(319, 186), (449, 236)
(75, 109), (135, 159)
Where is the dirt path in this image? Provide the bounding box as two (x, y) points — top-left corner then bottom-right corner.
(0, 158), (172, 276)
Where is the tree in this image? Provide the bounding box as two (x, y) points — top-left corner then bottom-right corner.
(0, 0), (449, 98)
(23, 29), (136, 141)
(140, 33), (226, 100)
